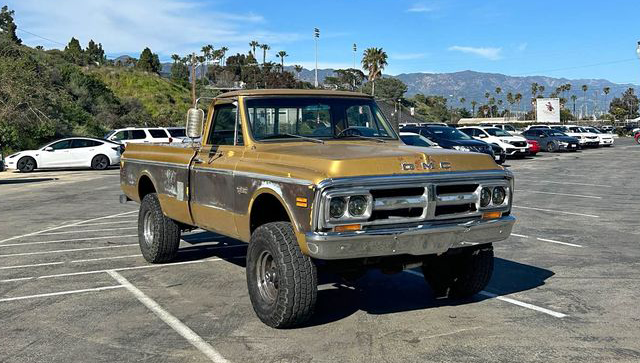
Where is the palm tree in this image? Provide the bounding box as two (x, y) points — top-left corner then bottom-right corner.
(459, 97), (466, 110)
(171, 54), (180, 63)
(603, 87), (611, 115)
(506, 92), (514, 116)
(471, 100), (477, 116)
(276, 50), (288, 71)
(515, 93), (522, 116)
(530, 82), (539, 98)
(260, 44), (270, 65)
(537, 85), (545, 97)
(581, 84), (588, 118)
(293, 65), (303, 80)
(361, 47), (388, 96)
(249, 41), (259, 55)
(571, 94), (578, 117)
(495, 87), (502, 96)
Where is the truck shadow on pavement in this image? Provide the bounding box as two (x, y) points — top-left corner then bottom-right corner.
(177, 231), (554, 327)
(0, 177), (58, 185)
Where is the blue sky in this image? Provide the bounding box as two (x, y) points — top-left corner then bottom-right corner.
(8, 0), (640, 84)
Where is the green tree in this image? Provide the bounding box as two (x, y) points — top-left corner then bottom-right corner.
(249, 41), (259, 55)
(470, 100), (477, 116)
(0, 6), (21, 44)
(603, 86), (611, 114)
(361, 47), (388, 96)
(64, 37), (85, 65)
(293, 65), (303, 80)
(276, 50), (288, 71)
(260, 44), (270, 65)
(85, 40), (106, 65)
(362, 77), (406, 100)
(609, 88), (639, 120)
(581, 84), (588, 118)
(571, 94), (577, 116)
(324, 68), (365, 91)
(136, 47), (160, 73)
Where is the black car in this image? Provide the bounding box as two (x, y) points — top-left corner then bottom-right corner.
(400, 125), (501, 163)
(521, 129), (579, 152)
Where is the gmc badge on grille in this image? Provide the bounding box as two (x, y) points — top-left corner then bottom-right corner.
(440, 161), (452, 169)
(402, 163), (415, 171)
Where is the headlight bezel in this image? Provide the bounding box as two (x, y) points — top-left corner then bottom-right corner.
(323, 190), (373, 226)
(477, 183), (510, 210)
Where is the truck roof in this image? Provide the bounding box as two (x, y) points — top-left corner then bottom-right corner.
(216, 89), (373, 99)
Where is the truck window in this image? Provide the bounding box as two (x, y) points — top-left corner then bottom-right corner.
(113, 131), (129, 140)
(207, 104), (238, 145)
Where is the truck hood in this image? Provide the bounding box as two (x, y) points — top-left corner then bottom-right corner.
(243, 141), (501, 184)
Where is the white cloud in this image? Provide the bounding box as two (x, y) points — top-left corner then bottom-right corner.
(10, 0), (301, 58)
(448, 45), (502, 60)
(407, 4), (433, 12)
(390, 52), (427, 60)
(517, 42), (528, 52)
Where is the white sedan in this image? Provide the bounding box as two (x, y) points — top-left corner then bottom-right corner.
(5, 137), (122, 172)
(458, 126), (529, 157)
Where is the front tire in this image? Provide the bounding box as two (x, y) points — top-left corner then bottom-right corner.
(17, 156), (36, 172)
(91, 154), (110, 170)
(246, 222), (317, 328)
(138, 193), (180, 263)
(422, 244), (494, 299)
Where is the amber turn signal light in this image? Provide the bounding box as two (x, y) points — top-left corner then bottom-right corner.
(482, 211), (502, 220)
(334, 224), (361, 232)
(296, 197), (308, 208)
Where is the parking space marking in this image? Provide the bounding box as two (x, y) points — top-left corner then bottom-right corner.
(0, 261), (65, 270)
(404, 270), (567, 318)
(521, 190), (602, 199)
(0, 244), (138, 258)
(0, 258), (223, 283)
(0, 211), (137, 244)
(424, 326), (482, 339)
(0, 285), (125, 303)
(520, 180), (611, 188)
(67, 220), (136, 227)
(477, 291), (567, 318)
(70, 254), (142, 263)
(0, 235), (138, 248)
(513, 205), (599, 218)
(107, 270), (229, 363)
(510, 233), (583, 248)
(38, 227), (138, 236)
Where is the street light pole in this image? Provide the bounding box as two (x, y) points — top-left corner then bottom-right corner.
(314, 28), (320, 88)
(353, 43), (357, 69)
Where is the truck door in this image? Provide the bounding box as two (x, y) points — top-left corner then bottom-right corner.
(190, 100), (243, 238)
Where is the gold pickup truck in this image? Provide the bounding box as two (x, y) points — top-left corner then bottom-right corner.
(120, 89), (515, 328)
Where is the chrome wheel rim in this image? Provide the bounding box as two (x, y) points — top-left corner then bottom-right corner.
(142, 210), (154, 247)
(256, 250), (278, 303)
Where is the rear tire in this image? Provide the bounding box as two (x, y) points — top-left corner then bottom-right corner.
(17, 156), (36, 173)
(422, 244), (494, 299)
(546, 142), (556, 152)
(138, 193), (180, 263)
(91, 154), (110, 170)
(246, 222), (317, 328)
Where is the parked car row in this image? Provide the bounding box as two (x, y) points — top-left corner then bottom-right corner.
(5, 127), (187, 173)
(398, 123), (616, 164)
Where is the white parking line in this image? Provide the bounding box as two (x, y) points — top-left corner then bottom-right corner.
(522, 190), (602, 199)
(0, 285), (125, 302)
(67, 220), (135, 227)
(38, 227), (138, 236)
(0, 235), (138, 248)
(108, 270), (229, 363)
(0, 244), (138, 258)
(70, 254), (142, 263)
(0, 211), (137, 244)
(0, 261), (65, 270)
(510, 233), (583, 248)
(512, 206), (599, 218)
(477, 291), (567, 318)
(404, 270), (567, 318)
(0, 258), (222, 283)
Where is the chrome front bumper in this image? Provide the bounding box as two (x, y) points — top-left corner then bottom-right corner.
(304, 215), (515, 260)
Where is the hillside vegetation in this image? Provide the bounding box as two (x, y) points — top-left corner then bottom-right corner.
(0, 38), (188, 153)
(87, 67), (191, 126)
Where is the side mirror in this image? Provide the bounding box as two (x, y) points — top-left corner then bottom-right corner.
(478, 134), (488, 138)
(186, 108), (204, 139)
(539, 134), (546, 138)
(44, 147), (54, 151)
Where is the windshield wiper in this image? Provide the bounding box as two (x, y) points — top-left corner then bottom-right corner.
(334, 134), (386, 143)
(262, 133), (325, 144)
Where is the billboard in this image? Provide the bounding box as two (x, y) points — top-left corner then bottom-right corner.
(536, 98), (560, 123)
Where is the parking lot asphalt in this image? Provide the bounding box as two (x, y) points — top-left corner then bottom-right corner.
(1, 138), (639, 363)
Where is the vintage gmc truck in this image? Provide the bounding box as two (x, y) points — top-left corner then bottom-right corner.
(119, 89), (515, 328)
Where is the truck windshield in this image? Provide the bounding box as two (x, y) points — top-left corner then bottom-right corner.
(245, 97), (397, 141)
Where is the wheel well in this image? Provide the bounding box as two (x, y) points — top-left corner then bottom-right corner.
(18, 156), (37, 168)
(250, 193), (291, 234)
(138, 175), (156, 201)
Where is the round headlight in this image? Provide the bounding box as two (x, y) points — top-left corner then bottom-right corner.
(348, 195), (368, 216)
(492, 186), (506, 205)
(329, 197), (346, 219)
(480, 187), (492, 207)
